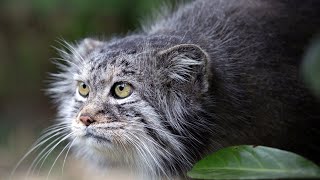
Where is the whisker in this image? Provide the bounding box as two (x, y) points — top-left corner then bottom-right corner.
(45, 133), (74, 180)
(132, 131), (175, 158)
(130, 126), (187, 156)
(10, 129), (67, 179)
(135, 135), (168, 178)
(27, 131), (69, 177)
(126, 132), (170, 178)
(45, 139), (71, 180)
(56, 38), (86, 63)
(61, 137), (77, 176)
(34, 131), (71, 176)
(51, 57), (82, 72)
(124, 133), (155, 175)
(42, 123), (69, 133)
(33, 125), (69, 146)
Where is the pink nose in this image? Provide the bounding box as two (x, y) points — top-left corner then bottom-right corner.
(79, 115), (95, 126)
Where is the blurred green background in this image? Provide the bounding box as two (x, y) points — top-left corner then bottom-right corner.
(0, 0), (171, 179)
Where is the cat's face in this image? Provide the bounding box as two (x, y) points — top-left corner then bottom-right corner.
(49, 36), (211, 176)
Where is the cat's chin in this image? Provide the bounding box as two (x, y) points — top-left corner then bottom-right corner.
(71, 122), (139, 169)
(71, 124), (131, 155)
(72, 129), (114, 150)
(73, 136), (136, 170)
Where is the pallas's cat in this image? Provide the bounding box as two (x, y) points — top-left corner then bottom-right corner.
(16, 0), (320, 179)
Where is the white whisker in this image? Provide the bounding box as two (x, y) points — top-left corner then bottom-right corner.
(46, 133), (74, 180)
(33, 125), (69, 146)
(10, 129), (68, 180)
(27, 131), (69, 177)
(61, 137), (77, 176)
(35, 132), (71, 176)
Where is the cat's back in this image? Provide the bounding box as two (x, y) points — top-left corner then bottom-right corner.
(145, 0), (320, 161)
(146, 0), (320, 38)
(144, 0), (320, 83)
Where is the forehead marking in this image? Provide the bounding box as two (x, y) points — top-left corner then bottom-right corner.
(103, 67), (119, 84)
(116, 70), (136, 77)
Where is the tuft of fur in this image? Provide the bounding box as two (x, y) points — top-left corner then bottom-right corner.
(17, 0), (320, 179)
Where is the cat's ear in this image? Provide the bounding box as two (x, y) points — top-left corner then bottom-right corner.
(157, 44), (210, 93)
(76, 38), (104, 57)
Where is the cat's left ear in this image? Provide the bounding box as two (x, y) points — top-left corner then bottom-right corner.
(157, 44), (210, 93)
(76, 38), (104, 57)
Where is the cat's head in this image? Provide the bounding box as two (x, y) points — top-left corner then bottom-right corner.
(48, 36), (213, 177)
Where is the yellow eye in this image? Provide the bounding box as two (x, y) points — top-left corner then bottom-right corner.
(78, 82), (90, 97)
(113, 82), (133, 99)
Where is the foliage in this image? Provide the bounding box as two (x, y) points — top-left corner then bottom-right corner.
(188, 145), (320, 180)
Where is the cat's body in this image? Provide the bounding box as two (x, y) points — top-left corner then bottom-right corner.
(47, 0), (320, 179)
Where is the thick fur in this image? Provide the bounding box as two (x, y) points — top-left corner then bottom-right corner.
(47, 0), (320, 179)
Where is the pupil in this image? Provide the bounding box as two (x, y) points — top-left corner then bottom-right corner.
(82, 84), (86, 89)
(119, 85), (124, 91)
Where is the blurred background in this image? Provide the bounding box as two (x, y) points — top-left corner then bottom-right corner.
(0, 0), (172, 179)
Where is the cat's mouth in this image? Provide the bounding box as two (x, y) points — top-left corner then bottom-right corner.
(84, 131), (112, 142)
(76, 122), (127, 143)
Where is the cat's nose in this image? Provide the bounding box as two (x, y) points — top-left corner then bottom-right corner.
(79, 115), (95, 126)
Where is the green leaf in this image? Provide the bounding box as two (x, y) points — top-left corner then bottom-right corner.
(187, 145), (320, 179)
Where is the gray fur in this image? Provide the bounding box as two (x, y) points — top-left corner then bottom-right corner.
(45, 0), (320, 179)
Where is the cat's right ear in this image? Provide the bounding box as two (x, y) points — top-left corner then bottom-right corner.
(76, 38), (104, 58)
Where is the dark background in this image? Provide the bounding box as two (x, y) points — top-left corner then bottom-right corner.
(0, 0), (172, 179)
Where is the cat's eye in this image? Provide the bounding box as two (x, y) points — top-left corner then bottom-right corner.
(78, 81), (90, 97)
(112, 82), (133, 99)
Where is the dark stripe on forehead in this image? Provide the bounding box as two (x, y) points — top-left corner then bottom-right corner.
(122, 70), (136, 76)
(92, 72), (98, 83)
(89, 57), (102, 71)
(94, 57), (110, 70)
(120, 59), (129, 66)
(116, 69), (137, 77)
(95, 63), (102, 70)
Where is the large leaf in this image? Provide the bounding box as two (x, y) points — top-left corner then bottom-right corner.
(187, 145), (320, 179)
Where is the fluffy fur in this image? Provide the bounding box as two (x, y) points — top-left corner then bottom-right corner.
(16, 0), (320, 179)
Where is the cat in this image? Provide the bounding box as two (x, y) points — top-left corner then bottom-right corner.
(16, 0), (320, 179)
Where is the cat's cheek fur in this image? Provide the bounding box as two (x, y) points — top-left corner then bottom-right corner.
(71, 118), (86, 136)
